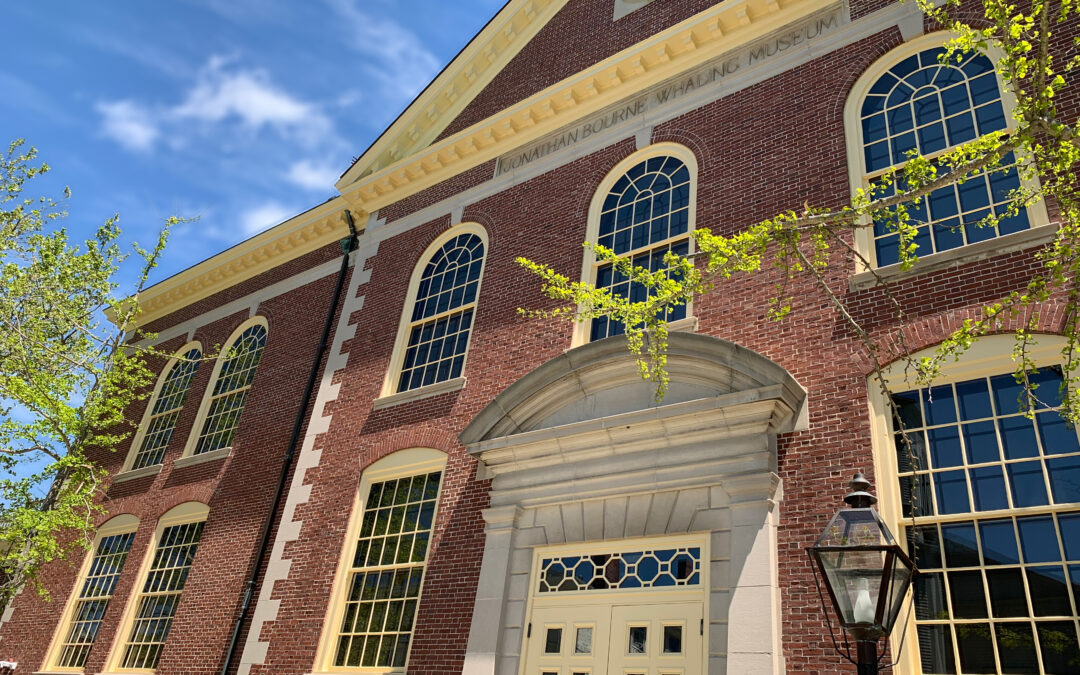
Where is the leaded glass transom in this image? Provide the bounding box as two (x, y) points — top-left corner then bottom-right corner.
(132, 348), (201, 470)
(120, 520), (204, 670)
(334, 471), (442, 669)
(591, 155), (691, 341)
(891, 367), (1080, 673)
(860, 48), (1030, 266)
(398, 233), (484, 392)
(55, 531), (136, 669)
(194, 324), (266, 454)
(538, 547), (701, 593)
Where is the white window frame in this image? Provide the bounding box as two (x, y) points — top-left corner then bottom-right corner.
(379, 224), (488, 400)
(573, 142), (699, 348)
(843, 32), (1051, 275)
(120, 342), (202, 476)
(181, 317), (267, 460)
(43, 514), (140, 672)
(868, 334), (1079, 675)
(311, 448), (447, 674)
(101, 501), (209, 674)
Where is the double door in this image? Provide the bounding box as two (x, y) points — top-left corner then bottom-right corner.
(524, 601), (704, 675)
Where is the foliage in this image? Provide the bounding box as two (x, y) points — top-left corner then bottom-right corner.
(0, 139), (174, 605)
(518, 0), (1080, 422)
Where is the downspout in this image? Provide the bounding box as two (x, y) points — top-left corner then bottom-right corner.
(219, 210), (359, 675)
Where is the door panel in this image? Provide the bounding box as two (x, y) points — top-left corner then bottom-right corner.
(525, 605), (610, 675)
(608, 603), (703, 675)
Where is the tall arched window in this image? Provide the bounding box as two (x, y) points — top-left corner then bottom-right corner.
(582, 144), (695, 343)
(187, 319), (267, 455)
(871, 336), (1080, 674)
(389, 225), (486, 394)
(849, 38), (1042, 267)
(125, 344), (202, 472)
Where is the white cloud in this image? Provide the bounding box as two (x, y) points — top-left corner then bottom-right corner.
(326, 0), (441, 102)
(96, 57), (335, 154)
(240, 202), (295, 236)
(96, 100), (160, 152)
(285, 159), (340, 191)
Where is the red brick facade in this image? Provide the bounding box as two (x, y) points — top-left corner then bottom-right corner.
(2, 0), (1077, 673)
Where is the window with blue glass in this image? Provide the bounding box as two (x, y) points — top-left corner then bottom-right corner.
(891, 366), (1080, 674)
(860, 48), (1030, 266)
(398, 233), (485, 392)
(590, 155), (691, 341)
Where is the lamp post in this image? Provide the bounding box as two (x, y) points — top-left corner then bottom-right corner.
(807, 472), (917, 675)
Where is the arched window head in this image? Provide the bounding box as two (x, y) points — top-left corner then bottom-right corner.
(127, 344), (202, 471)
(190, 320), (267, 455)
(392, 226), (487, 394)
(854, 42), (1032, 266)
(584, 145), (696, 342)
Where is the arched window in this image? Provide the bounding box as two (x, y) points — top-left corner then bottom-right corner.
(390, 226), (486, 394)
(851, 39), (1035, 267)
(313, 448), (447, 672)
(188, 319), (267, 455)
(583, 144), (695, 343)
(125, 344), (202, 472)
(871, 336), (1080, 674)
(45, 514), (139, 670)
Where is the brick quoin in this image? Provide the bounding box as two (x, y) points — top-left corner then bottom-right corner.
(3, 0), (1079, 673)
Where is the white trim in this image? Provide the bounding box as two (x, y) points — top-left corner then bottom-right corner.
(172, 446), (232, 469)
(573, 142), (699, 347)
(842, 31), (1051, 271)
(181, 317), (268, 459)
(122, 342), (203, 474)
(110, 465), (162, 484)
(311, 448), (448, 674)
(371, 376), (467, 411)
(380, 223), (489, 397)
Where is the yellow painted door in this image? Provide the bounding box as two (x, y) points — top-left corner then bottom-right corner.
(525, 605), (610, 675)
(607, 603), (704, 675)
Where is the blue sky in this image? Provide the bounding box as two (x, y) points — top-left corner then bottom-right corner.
(4, 0), (505, 290)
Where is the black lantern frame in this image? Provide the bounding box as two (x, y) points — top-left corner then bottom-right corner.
(806, 473), (917, 674)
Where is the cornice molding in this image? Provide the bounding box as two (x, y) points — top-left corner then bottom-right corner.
(337, 0), (839, 213)
(336, 0), (566, 188)
(124, 198), (353, 328)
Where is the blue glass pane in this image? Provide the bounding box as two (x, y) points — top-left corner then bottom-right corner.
(1017, 516), (1061, 562)
(935, 470), (971, 514)
(863, 94), (886, 116)
(957, 380), (993, 420)
(963, 54), (995, 77)
(891, 132), (918, 163)
(933, 218), (965, 251)
(989, 166), (1021, 203)
(914, 95), (942, 125)
(869, 72), (899, 96)
(865, 141), (891, 172)
(918, 122), (947, 154)
(970, 466), (1009, 511)
(928, 186), (960, 220)
(863, 114), (887, 143)
(948, 570), (988, 618)
(998, 417), (1039, 459)
(968, 73), (1000, 105)
(958, 178), (991, 212)
(893, 390), (924, 428)
(979, 519), (1020, 565)
(942, 522), (981, 566)
(888, 105), (915, 134)
(920, 48), (947, 67)
(945, 111), (977, 145)
(1009, 461), (1049, 508)
(940, 83), (971, 116)
(975, 101), (1007, 134)
(992, 373), (1026, 416)
(1059, 513), (1080, 560)
(891, 55), (920, 80)
(930, 427), (964, 468)
(934, 65), (964, 86)
(963, 421), (999, 463)
(1047, 456), (1080, 503)
(913, 225), (933, 254)
(998, 208), (1030, 235)
(1037, 412), (1080, 455)
(876, 234), (900, 266)
(910, 525), (942, 568)
(924, 385), (957, 425)
(987, 568), (1028, 617)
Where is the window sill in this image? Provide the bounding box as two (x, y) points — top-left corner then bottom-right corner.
(849, 222), (1059, 291)
(667, 315), (699, 333)
(372, 376), (466, 411)
(173, 447), (232, 469)
(111, 464), (162, 483)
